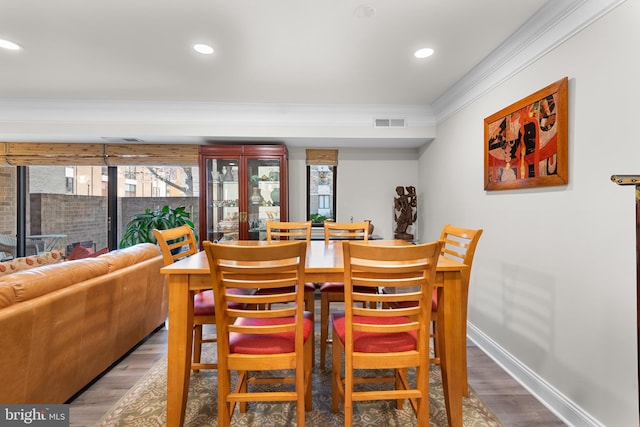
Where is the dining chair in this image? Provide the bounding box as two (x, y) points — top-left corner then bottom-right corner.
(258, 221), (316, 312)
(331, 240), (443, 426)
(262, 220), (315, 311)
(319, 220), (374, 370)
(203, 240), (313, 426)
(153, 225), (217, 372)
(261, 220), (317, 363)
(431, 224), (483, 394)
(265, 220), (312, 242)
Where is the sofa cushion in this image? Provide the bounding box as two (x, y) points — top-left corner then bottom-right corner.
(0, 261), (20, 276)
(0, 284), (16, 308)
(0, 258), (110, 303)
(0, 250), (65, 277)
(99, 243), (160, 272)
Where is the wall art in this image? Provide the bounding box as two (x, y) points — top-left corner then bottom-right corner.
(484, 77), (568, 190)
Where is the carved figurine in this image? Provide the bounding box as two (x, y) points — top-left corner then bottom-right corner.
(393, 185), (417, 240)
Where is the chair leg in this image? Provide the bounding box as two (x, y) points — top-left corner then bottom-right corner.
(320, 292), (330, 369)
(331, 331), (343, 413)
(395, 369), (404, 409)
(305, 289), (316, 367)
(344, 360), (353, 427)
(218, 365), (232, 426)
(416, 364), (429, 427)
(193, 325), (203, 373)
(297, 365), (305, 427)
(431, 318), (440, 363)
(305, 337), (313, 410)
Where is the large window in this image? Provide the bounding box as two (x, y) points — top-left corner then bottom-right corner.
(0, 143), (199, 258)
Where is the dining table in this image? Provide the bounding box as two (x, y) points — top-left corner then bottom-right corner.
(160, 239), (469, 427)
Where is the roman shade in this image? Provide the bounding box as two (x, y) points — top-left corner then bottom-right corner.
(0, 142), (198, 166)
(305, 148), (338, 166)
(105, 144), (198, 166)
(0, 142), (104, 166)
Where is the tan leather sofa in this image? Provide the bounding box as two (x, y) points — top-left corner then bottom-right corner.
(0, 243), (168, 404)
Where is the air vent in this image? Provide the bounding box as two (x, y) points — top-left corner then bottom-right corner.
(374, 118), (406, 128)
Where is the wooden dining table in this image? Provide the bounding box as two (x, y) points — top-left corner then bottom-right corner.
(160, 239), (469, 427)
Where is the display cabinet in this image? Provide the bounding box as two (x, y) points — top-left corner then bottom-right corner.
(198, 144), (288, 242)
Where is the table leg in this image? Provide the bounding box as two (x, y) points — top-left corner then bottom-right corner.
(438, 270), (464, 427)
(167, 275), (194, 427)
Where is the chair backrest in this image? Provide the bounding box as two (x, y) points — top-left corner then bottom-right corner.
(324, 221), (369, 242)
(438, 224), (483, 283)
(203, 241), (307, 351)
(342, 240), (442, 351)
(153, 225), (198, 266)
(266, 221), (312, 241)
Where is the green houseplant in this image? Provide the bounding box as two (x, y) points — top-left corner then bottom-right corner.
(309, 213), (328, 227)
(119, 205), (197, 248)
(309, 213), (334, 226)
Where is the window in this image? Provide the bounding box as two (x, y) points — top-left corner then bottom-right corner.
(124, 182), (136, 196)
(0, 143), (200, 257)
(306, 149), (338, 223)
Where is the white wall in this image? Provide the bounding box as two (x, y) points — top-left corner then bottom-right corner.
(419, 1), (639, 426)
(288, 147), (419, 239)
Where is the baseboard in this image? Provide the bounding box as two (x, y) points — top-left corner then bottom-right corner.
(467, 323), (605, 427)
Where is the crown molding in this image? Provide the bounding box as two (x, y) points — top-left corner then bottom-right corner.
(432, 0), (628, 123)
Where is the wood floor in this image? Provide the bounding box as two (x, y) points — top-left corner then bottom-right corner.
(68, 301), (566, 427)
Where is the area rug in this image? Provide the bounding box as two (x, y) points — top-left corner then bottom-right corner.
(96, 337), (503, 427)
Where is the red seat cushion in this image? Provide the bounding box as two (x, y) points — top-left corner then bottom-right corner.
(193, 288), (251, 316)
(229, 311), (314, 354)
(194, 290), (215, 316)
(319, 282), (377, 294)
(380, 288), (438, 312)
(257, 282), (316, 295)
(332, 312), (416, 353)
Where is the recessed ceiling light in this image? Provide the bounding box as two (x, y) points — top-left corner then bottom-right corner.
(0, 38), (22, 51)
(354, 4), (376, 18)
(193, 43), (214, 55)
(414, 48), (434, 59)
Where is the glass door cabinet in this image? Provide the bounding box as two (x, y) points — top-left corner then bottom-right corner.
(198, 145), (288, 242)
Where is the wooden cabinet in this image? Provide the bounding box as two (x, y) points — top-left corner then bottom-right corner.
(198, 145), (288, 242)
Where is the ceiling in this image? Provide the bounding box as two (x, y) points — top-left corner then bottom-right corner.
(0, 0), (552, 148)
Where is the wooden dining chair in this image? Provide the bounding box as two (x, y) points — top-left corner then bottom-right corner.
(265, 220), (312, 241)
(431, 224), (483, 394)
(319, 220), (374, 369)
(331, 240), (443, 426)
(153, 225), (216, 372)
(262, 221), (315, 309)
(203, 240), (313, 426)
(260, 220), (316, 363)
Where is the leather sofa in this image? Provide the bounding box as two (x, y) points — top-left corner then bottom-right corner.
(0, 243), (168, 403)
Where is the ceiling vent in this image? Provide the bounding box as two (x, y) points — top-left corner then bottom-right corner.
(374, 118), (406, 128)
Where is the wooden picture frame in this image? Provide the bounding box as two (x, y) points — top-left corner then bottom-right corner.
(484, 77), (568, 191)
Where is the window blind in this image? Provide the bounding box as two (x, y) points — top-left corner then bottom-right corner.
(0, 142), (199, 166)
(305, 148), (338, 166)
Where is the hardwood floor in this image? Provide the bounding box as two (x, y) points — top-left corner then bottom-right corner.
(68, 301), (566, 427)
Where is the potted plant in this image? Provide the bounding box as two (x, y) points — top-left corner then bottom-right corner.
(119, 205), (197, 248)
(309, 213), (335, 227)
